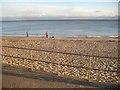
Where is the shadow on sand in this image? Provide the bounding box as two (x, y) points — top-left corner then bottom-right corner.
(2, 64), (118, 89)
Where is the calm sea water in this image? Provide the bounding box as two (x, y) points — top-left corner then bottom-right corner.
(1, 20), (118, 37)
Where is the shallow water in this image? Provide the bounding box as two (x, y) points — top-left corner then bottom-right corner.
(1, 20), (118, 37)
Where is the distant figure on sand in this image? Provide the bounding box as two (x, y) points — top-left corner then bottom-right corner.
(26, 32), (29, 37)
(45, 32), (48, 38)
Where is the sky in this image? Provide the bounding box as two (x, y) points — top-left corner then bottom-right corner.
(0, 0), (119, 19)
(1, 0), (120, 2)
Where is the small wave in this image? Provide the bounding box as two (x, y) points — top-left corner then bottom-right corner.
(86, 36), (102, 37)
(109, 35), (118, 37)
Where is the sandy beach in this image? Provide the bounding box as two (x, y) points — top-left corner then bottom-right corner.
(1, 36), (119, 88)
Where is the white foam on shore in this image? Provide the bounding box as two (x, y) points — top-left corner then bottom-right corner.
(109, 35), (118, 37)
(87, 36), (102, 37)
(73, 35), (118, 38)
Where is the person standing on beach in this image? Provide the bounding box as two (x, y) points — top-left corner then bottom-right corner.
(26, 32), (29, 37)
(45, 31), (48, 38)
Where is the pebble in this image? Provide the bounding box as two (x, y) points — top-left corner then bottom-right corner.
(2, 38), (119, 83)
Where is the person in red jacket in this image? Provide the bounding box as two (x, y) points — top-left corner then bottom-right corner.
(45, 31), (48, 38)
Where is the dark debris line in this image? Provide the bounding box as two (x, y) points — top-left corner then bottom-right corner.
(1, 45), (119, 59)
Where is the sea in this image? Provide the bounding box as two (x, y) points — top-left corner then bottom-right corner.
(0, 20), (118, 37)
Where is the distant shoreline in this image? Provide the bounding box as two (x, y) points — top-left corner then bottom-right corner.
(1, 19), (118, 22)
(1, 36), (119, 41)
(0, 35), (118, 38)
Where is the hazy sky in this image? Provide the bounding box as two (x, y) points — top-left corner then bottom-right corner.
(1, 0), (119, 2)
(1, 0), (119, 19)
